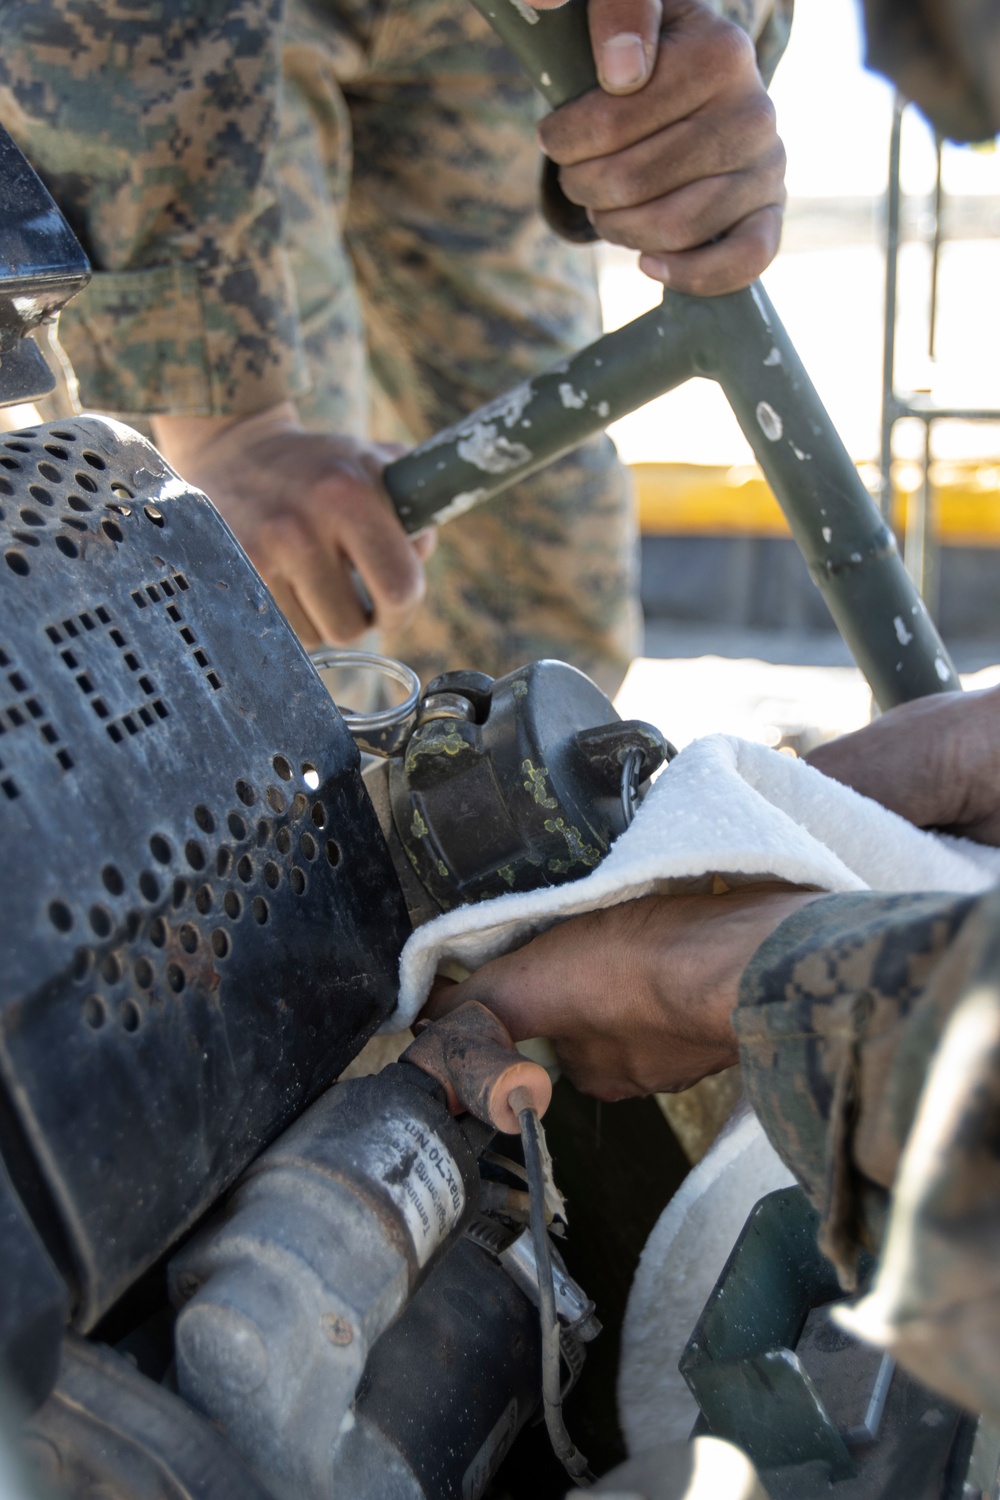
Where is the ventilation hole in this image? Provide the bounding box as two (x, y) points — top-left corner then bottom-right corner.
(211, 928), (229, 958)
(109, 629), (125, 648)
(311, 802), (326, 829)
(188, 808), (212, 839)
(143, 504), (164, 526)
(75, 473), (98, 493)
(179, 923), (198, 954)
(237, 855), (253, 883)
(124, 911), (141, 941)
(19, 509), (43, 527)
(56, 747), (74, 770)
(92, 698), (109, 720)
(83, 995), (106, 1030)
(291, 793), (307, 819)
(28, 486), (53, 507)
(102, 865), (124, 896)
(139, 871), (160, 902)
(124, 651), (139, 670)
(160, 577), (174, 597)
(266, 785), (286, 814)
(48, 900), (73, 933)
(206, 671), (222, 691)
(326, 839), (341, 868)
(138, 706), (153, 727)
(185, 840), (205, 871)
(82, 450), (106, 470)
(9, 671), (26, 692)
(251, 896), (268, 925)
(60, 649), (77, 669)
(5, 551), (29, 576)
(174, 572), (189, 590)
(235, 779), (256, 806)
(166, 604), (181, 623)
(79, 613), (94, 631)
(111, 483), (133, 500)
(131, 590), (147, 609)
(11, 532), (40, 547)
(153, 700), (169, 719)
(193, 649), (208, 668)
(1, 777), (19, 800)
(37, 462), (62, 483)
(300, 831), (317, 861)
(172, 877), (188, 908)
(302, 762), (320, 789)
(134, 958), (153, 989)
(138, 675), (154, 695)
(224, 891), (241, 920)
(216, 848), (232, 878)
(275, 827), (291, 855)
(263, 861), (280, 890)
(45, 625), (61, 644)
(55, 535), (79, 559)
(95, 605), (110, 624)
(101, 519), (124, 544)
(3, 441), (29, 452)
(63, 516), (88, 532)
(89, 905), (112, 938)
(76, 672), (93, 693)
(149, 834), (171, 864)
(166, 961), (185, 993)
(67, 494), (91, 512)
(0, 478), (10, 495)
(120, 999), (141, 1033)
(195, 884), (213, 915)
(7, 706), (24, 728)
(73, 947), (94, 982)
(42, 445), (68, 461)
(179, 626), (194, 644)
(101, 954), (122, 985)
(50, 430), (75, 441)
(107, 723), (123, 743)
(150, 917), (167, 947)
(272, 755), (293, 781)
(289, 867), (306, 896)
(0, 457), (21, 471)
(25, 697), (42, 719)
(256, 819), (270, 847)
(227, 812), (246, 841)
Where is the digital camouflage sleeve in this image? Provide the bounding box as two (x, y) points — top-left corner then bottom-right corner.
(734, 887), (1000, 1423)
(0, 0), (309, 416)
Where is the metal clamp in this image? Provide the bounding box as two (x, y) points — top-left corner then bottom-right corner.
(310, 649), (421, 758)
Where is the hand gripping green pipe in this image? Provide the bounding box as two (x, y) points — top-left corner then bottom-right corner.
(382, 0), (959, 711)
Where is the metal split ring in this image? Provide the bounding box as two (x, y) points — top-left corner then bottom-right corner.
(310, 648), (421, 758)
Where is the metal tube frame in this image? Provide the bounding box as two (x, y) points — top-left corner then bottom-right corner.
(383, 0), (961, 711)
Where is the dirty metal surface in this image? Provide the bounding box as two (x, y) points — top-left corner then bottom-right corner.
(0, 417), (411, 1328)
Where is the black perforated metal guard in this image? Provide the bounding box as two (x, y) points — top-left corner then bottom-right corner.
(0, 417), (412, 1328)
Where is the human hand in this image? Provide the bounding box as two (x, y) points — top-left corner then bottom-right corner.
(151, 403), (434, 649)
(423, 886), (817, 1101)
(806, 686), (1000, 846)
(533, 0), (786, 294)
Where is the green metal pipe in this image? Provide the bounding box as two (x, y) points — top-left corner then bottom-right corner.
(382, 0), (960, 709)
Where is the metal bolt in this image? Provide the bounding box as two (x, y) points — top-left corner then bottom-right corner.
(321, 1312), (354, 1346)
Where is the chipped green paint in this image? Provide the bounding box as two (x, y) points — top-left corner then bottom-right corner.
(521, 759), (558, 809)
(543, 816), (602, 868)
(512, 679), (528, 699)
(411, 807), (429, 840)
(404, 724), (474, 778)
(497, 864), (516, 887)
(437, 860), (449, 878)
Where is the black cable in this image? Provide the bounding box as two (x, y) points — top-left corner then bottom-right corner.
(518, 1103), (593, 1487)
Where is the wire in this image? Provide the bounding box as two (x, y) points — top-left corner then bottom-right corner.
(518, 1103), (594, 1488)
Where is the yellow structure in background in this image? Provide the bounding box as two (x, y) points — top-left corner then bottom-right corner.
(633, 461), (1000, 547)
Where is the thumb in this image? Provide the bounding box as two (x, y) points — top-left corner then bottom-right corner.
(588, 0), (662, 94)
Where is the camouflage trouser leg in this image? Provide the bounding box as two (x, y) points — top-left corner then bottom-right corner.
(280, 0), (640, 698)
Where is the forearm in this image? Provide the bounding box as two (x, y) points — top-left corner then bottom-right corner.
(733, 888), (987, 1283)
(0, 0), (306, 416)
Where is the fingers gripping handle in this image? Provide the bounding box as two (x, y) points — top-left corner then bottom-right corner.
(403, 1001), (552, 1134)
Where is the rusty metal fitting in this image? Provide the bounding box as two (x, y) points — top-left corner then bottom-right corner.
(403, 1001), (552, 1134)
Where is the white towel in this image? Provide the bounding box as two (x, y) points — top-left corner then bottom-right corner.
(387, 732), (1000, 1031)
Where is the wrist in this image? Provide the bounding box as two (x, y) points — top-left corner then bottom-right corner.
(151, 401), (300, 473)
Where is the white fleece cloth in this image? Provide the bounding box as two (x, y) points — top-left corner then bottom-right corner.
(387, 732), (1000, 1031)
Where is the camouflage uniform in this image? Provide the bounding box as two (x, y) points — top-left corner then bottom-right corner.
(0, 0), (790, 696)
(735, 887), (1000, 1424)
